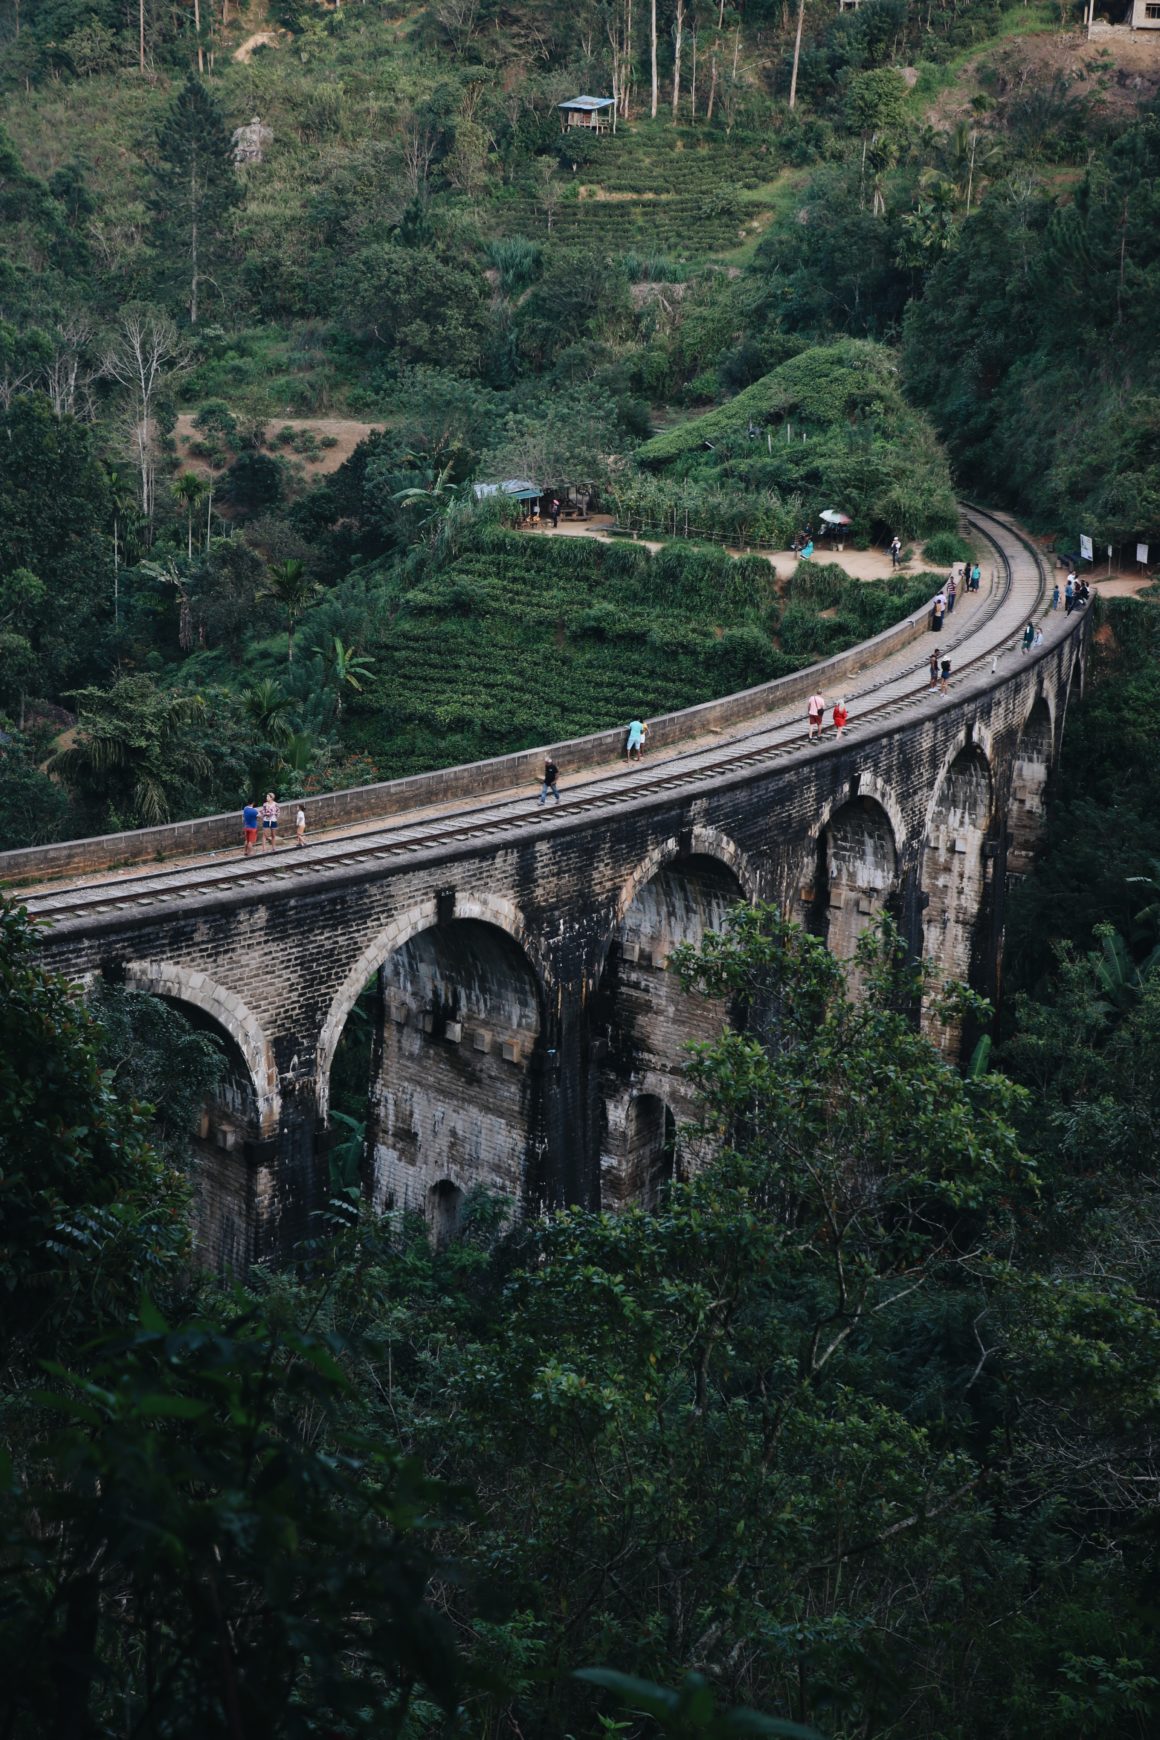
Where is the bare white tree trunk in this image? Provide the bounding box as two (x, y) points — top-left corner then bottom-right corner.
(402, 118), (437, 200)
(42, 313), (94, 417)
(690, 27), (697, 120)
(607, 10), (622, 132)
(788, 0), (806, 110)
(193, 0), (204, 73)
(139, 0), (145, 71)
(102, 308), (192, 531)
(650, 0), (659, 117)
(706, 43), (718, 122)
(623, 0), (634, 118)
(672, 0), (684, 118)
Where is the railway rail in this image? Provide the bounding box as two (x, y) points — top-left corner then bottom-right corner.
(15, 505), (1060, 931)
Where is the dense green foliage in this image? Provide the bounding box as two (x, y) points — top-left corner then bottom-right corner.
(901, 120), (1160, 543)
(6, 825), (1160, 1732)
(636, 342), (958, 540)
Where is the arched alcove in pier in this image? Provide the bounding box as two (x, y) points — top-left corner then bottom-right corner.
(597, 852), (745, 1208)
(624, 1094), (681, 1210)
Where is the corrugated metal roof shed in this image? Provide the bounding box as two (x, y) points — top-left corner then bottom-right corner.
(472, 479), (542, 502)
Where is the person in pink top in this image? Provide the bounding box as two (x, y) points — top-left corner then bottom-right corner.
(261, 792), (279, 851)
(807, 692), (825, 742)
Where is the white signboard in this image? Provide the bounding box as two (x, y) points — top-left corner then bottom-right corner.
(1138, 543), (1150, 565)
(1079, 533), (1093, 561)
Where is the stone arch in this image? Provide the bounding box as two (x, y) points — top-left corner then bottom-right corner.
(316, 891), (548, 1120)
(597, 850), (746, 1204)
(920, 742), (995, 1049)
(319, 901), (547, 1231)
(921, 728), (996, 844)
(122, 960), (279, 1133)
(1007, 696), (1053, 881)
(613, 825), (757, 935)
(808, 795), (899, 988)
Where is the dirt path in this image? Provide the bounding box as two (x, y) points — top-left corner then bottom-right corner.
(534, 517), (930, 584)
(232, 31), (283, 63)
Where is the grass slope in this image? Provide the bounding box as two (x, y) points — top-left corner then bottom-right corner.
(636, 341), (959, 541)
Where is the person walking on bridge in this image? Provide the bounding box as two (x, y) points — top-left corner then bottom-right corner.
(242, 799), (259, 857)
(1022, 621), (1035, 654)
(626, 719), (649, 761)
(940, 654), (952, 695)
(946, 572), (957, 615)
(539, 757), (560, 804)
(832, 698), (848, 738)
(929, 649), (940, 689)
(807, 691), (825, 742)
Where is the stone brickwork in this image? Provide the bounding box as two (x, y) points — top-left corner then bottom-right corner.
(19, 623), (1088, 1268)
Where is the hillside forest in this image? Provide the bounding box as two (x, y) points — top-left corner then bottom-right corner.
(2, 0), (1159, 840)
(5, 1), (1160, 1737)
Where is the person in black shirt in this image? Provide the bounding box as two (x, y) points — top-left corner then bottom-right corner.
(539, 758), (560, 804)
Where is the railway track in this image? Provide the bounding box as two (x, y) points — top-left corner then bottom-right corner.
(18, 506), (1058, 931)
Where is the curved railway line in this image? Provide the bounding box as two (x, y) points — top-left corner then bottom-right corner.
(14, 505), (1061, 930)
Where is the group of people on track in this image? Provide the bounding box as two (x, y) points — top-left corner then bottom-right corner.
(807, 694), (849, 742)
(242, 794), (306, 856)
(930, 563), (982, 633)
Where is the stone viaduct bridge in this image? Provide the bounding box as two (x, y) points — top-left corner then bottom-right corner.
(2, 507), (1090, 1268)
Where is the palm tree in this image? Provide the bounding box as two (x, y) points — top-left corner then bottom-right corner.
(279, 731), (316, 778)
(51, 676), (210, 827)
(241, 677), (292, 746)
(393, 460), (462, 549)
(172, 472), (207, 559)
(107, 465), (141, 627)
(139, 558), (194, 652)
(316, 636), (376, 718)
(261, 559), (321, 665)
